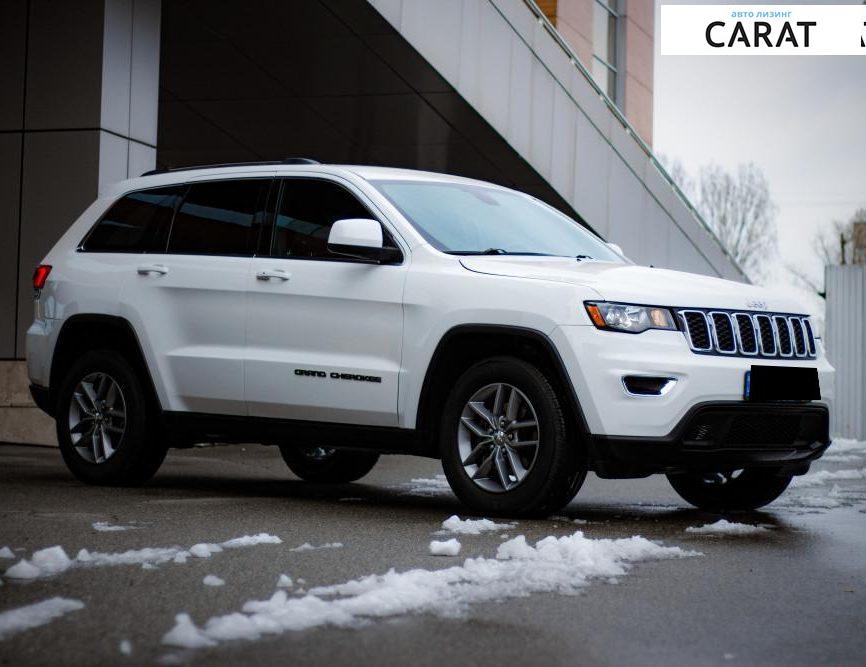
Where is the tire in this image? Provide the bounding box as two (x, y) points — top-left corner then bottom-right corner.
(279, 445), (379, 483)
(439, 357), (586, 517)
(56, 350), (167, 486)
(667, 468), (793, 512)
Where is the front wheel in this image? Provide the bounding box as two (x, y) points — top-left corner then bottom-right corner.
(439, 357), (586, 517)
(278, 445), (379, 483)
(667, 468), (793, 512)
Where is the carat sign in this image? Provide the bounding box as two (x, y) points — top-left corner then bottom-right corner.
(661, 4), (866, 55)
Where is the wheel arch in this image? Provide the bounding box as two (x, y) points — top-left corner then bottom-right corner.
(49, 314), (162, 418)
(414, 324), (590, 456)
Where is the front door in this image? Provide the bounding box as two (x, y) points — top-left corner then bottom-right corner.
(245, 177), (406, 427)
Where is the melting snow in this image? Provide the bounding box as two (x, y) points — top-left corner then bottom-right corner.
(685, 520), (770, 536)
(0, 547), (15, 559)
(429, 539), (461, 556)
(829, 438), (866, 454)
(289, 543), (343, 553)
(401, 475), (452, 497)
(0, 598), (84, 640)
(203, 575), (225, 587)
(791, 468), (866, 488)
(161, 531), (697, 648)
(92, 521), (135, 532)
(119, 639), (132, 655)
(439, 515), (514, 535)
(4, 534), (281, 580)
(821, 454), (863, 464)
(277, 574), (293, 588)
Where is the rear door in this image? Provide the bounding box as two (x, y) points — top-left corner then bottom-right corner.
(245, 176), (407, 426)
(118, 177), (272, 415)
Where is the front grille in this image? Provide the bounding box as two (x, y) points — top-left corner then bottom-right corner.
(678, 309), (817, 359)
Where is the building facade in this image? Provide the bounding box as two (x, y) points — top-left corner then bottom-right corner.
(0, 0), (745, 444)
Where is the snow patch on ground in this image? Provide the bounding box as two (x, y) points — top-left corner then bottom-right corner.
(0, 547), (15, 559)
(277, 574), (293, 588)
(821, 454), (863, 464)
(119, 639), (132, 656)
(829, 438), (866, 454)
(685, 520), (770, 536)
(92, 521), (136, 532)
(429, 539), (461, 556)
(4, 534), (281, 580)
(400, 475), (453, 497)
(289, 542), (343, 553)
(439, 515), (514, 535)
(203, 575), (225, 587)
(549, 516), (588, 525)
(161, 531), (698, 648)
(0, 597), (84, 640)
(791, 468), (866, 488)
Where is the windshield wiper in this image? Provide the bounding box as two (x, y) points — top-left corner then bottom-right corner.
(448, 249), (555, 256)
(575, 254), (594, 261)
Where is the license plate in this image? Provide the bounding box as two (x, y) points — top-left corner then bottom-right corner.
(744, 365), (820, 401)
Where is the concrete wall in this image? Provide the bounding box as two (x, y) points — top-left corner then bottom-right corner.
(0, 0), (160, 445)
(366, 0), (745, 281)
(825, 265), (866, 440)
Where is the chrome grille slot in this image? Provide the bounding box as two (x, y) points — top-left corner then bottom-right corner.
(733, 313), (758, 355)
(677, 309), (816, 359)
(680, 311), (712, 351)
(803, 319), (816, 356)
(774, 316), (793, 357)
(755, 315), (776, 355)
(791, 318), (807, 357)
(709, 312), (736, 353)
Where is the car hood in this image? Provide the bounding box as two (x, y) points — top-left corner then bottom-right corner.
(459, 257), (805, 313)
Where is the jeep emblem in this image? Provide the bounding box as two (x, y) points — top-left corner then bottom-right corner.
(746, 300), (768, 310)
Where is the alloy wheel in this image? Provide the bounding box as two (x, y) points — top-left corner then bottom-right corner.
(68, 372), (127, 464)
(458, 383), (540, 493)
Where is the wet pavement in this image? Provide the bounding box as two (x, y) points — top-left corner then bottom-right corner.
(1, 441), (865, 666)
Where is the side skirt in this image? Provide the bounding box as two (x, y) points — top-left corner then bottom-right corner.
(161, 411), (425, 455)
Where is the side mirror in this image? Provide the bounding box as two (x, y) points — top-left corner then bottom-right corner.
(327, 218), (400, 263)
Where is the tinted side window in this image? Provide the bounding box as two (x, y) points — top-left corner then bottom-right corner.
(83, 187), (184, 253)
(167, 179), (269, 256)
(275, 179), (382, 259)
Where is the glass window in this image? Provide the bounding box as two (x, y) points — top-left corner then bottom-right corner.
(371, 180), (622, 262)
(592, 0), (618, 100)
(82, 187), (184, 253)
(167, 179), (269, 256)
(274, 179), (389, 260)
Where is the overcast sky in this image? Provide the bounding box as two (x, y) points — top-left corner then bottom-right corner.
(653, 0), (866, 318)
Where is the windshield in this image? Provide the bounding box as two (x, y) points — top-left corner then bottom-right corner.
(370, 179), (622, 261)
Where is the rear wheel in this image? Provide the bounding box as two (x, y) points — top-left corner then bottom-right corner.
(56, 350), (166, 485)
(439, 357), (586, 517)
(667, 468), (793, 512)
(278, 445), (379, 483)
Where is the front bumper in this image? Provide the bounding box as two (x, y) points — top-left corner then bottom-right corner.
(589, 401), (830, 478)
(551, 325), (835, 438)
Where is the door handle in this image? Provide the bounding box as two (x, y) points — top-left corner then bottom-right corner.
(256, 269), (291, 281)
(137, 264), (169, 276)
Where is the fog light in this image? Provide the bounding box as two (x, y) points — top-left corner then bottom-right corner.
(622, 375), (677, 396)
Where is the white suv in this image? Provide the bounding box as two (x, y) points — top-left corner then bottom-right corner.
(26, 160), (834, 515)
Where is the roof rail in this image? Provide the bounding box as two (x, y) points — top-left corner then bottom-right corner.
(140, 157), (320, 177)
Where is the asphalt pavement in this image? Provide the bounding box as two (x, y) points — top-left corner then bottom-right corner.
(1, 442), (865, 666)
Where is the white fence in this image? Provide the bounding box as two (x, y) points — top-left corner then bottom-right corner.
(825, 265), (866, 439)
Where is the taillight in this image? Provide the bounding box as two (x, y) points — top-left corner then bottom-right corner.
(33, 264), (52, 290)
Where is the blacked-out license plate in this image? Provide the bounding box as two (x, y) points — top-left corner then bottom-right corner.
(744, 365), (820, 401)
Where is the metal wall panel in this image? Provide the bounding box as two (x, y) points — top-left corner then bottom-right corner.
(825, 266), (866, 439)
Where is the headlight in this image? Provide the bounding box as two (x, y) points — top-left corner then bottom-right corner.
(584, 302), (677, 334)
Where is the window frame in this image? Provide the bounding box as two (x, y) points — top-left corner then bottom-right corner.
(591, 0), (622, 103)
(77, 184), (188, 255)
(163, 177), (275, 259)
(266, 176), (405, 265)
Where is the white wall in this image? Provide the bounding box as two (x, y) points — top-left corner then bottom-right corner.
(366, 0), (747, 281)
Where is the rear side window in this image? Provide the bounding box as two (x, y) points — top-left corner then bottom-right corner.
(82, 186), (184, 253)
(275, 179), (382, 259)
(167, 179), (270, 256)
